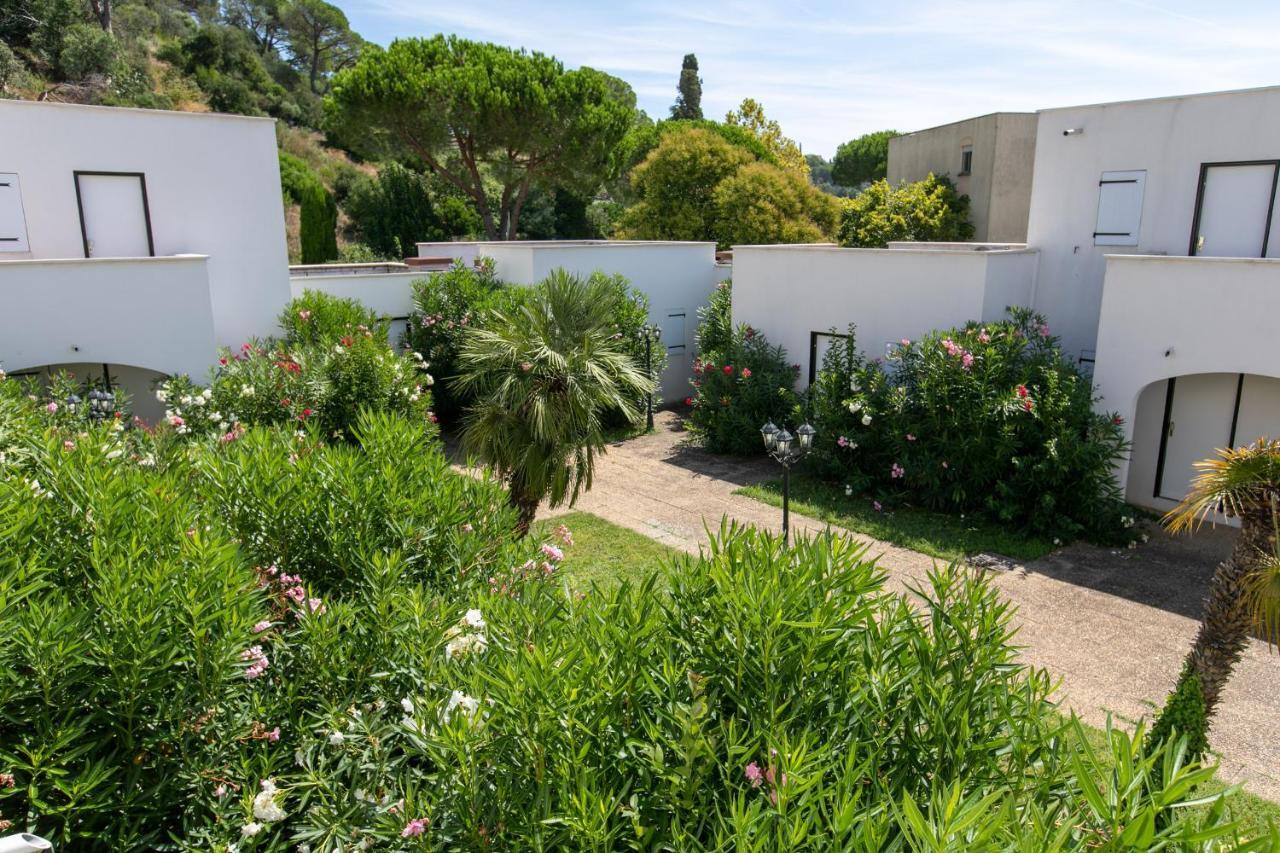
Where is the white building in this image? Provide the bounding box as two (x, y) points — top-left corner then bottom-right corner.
(0, 100), (290, 417)
(735, 85), (1280, 512)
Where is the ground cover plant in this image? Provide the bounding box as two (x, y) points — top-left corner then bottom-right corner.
(536, 510), (677, 591)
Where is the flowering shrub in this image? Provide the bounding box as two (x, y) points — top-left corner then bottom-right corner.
(807, 309), (1133, 543)
(686, 326), (800, 455)
(0, 380), (1258, 847)
(403, 259), (522, 422)
(156, 323), (432, 444)
(279, 289), (390, 347)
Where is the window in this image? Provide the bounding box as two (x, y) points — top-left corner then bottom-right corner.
(1094, 170), (1146, 246)
(959, 146), (973, 176)
(0, 172), (30, 253)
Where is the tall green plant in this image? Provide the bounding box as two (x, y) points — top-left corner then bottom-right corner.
(453, 270), (653, 534)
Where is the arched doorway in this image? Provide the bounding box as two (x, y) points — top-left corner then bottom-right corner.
(6, 362), (170, 423)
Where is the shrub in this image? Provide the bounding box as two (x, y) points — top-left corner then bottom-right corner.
(403, 259), (518, 423)
(344, 163), (479, 258)
(696, 277), (734, 357)
(278, 289), (388, 347)
(839, 174), (974, 247)
(57, 22), (118, 79)
(279, 152), (338, 264)
(0, 377), (1258, 848)
(687, 327), (800, 456)
(805, 309), (1133, 543)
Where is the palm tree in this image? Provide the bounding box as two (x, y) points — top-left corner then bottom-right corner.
(453, 270), (654, 536)
(1151, 437), (1280, 754)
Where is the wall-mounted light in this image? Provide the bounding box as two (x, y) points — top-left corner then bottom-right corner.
(1063, 127), (1085, 136)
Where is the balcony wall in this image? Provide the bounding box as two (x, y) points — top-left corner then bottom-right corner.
(733, 244), (1039, 386)
(0, 254), (215, 378)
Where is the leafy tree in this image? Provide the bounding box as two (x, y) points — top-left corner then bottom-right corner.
(279, 151), (337, 262)
(282, 0), (359, 94)
(618, 127), (752, 242)
(454, 271), (653, 535)
(345, 163), (478, 258)
(224, 0), (287, 54)
(327, 36), (633, 241)
(805, 153), (858, 198)
(57, 22), (118, 78)
(832, 129), (898, 186)
(839, 174), (974, 247)
(724, 97), (807, 175)
(711, 160), (840, 247)
(670, 52), (702, 119)
(1152, 439), (1280, 756)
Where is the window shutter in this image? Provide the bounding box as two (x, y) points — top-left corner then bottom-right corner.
(0, 173), (30, 253)
(1093, 170), (1145, 246)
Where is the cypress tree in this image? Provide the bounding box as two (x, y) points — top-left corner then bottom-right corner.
(670, 53), (703, 120)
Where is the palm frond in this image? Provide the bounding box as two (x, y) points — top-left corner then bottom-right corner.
(1163, 437), (1280, 532)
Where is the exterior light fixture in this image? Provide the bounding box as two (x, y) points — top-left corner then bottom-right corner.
(761, 420), (816, 546)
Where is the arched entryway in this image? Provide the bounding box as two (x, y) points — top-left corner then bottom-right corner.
(1128, 372), (1280, 511)
(6, 362), (171, 423)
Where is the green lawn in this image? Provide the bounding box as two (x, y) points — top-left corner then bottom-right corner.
(735, 476), (1056, 562)
(537, 510), (678, 591)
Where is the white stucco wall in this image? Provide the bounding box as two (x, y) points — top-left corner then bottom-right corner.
(0, 100), (290, 350)
(733, 245), (1037, 385)
(290, 270), (427, 347)
(0, 255), (215, 379)
(420, 241), (720, 403)
(1093, 254), (1280, 506)
(1025, 85), (1280, 359)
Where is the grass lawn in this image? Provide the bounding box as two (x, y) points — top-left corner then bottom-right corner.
(735, 475), (1056, 562)
(537, 510), (678, 591)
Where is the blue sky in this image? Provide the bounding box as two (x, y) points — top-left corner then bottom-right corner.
(338, 0), (1280, 156)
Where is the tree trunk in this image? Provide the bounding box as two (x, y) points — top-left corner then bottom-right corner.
(508, 487), (538, 538)
(1184, 505), (1273, 717)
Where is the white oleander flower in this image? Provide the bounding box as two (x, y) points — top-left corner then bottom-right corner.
(442, 690), (480, 723)
(461, 609), (485, 630)
(401, 697), (415, 714)
(445, 632), (487, 660)
(328, 730), (344, 746)
(240, 822), (263, 838)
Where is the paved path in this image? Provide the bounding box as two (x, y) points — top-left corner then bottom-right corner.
(547, 412), (1280, 801)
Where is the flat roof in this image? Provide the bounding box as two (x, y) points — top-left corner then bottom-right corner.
(894, 112), (1036, 139)
(1038, 82), (1280, 115)
(0, 98), (276, 124)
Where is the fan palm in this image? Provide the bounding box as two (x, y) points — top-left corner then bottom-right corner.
(453, 270), (654, 536)
(1152, 437), (1280, 752)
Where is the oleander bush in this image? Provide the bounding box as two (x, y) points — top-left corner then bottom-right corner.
(806, 309), (1134, 543)
(155, 294), (433, 443)
(686, 326), (800, 456)
(0, 374), (1259, 850)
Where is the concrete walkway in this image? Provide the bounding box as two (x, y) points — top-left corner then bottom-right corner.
(551, 412), (1280, 801)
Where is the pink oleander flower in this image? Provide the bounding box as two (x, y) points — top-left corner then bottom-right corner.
(744, 762), (763, 788)
(541, 543), (564, 562)
(520, 362), (533, 372)
(836, 435), (849, 448)
(285, 585), (306, 602)
(214, 783), (227, 797)
(1038, 323), (1050, 338)
(402, 818), (428, 837)
(978, 331), (991, 344)
(890, 463), (905, 479)
(684, 396), (694, 407)
(252, 620), (272, 633)
(46, 402), (58, 414)
(905, 434), (916, 442)
(555, 524), (573, 547)
(267, 727), (280, 742)
(462, 522), (474, 533)
(1023, 399), (1034, 412)
(298, 309), (312, 321)
(63, 440), (75, 451)
(305, 597), (326, 615)
(1112, 415), (1125, 426)
(942, 461), (949, 469)
(873, 500), (883, 512)
(740, 367), (752, 379)
(900, 338), (911, 347)
(1016, 384), (1029, 399)
(0, 773), (15, 788)
(722, 364), (734, 375)
(961, 352), (974, 369)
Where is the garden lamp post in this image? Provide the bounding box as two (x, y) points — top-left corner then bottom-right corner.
(639, 323), (661, 432)
(761, 420), (816, 547)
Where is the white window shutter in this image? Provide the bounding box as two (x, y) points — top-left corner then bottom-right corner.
(0, 173), (30, 253)
(1094, 170), (1145, 246)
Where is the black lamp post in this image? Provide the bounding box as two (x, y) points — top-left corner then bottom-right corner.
(639, 323), (661, 432)
(87, 388), (114, 424)
(761, 420), (816, 547)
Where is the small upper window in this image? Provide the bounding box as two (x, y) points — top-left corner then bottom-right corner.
(959, 146), (973, 176)
(1094, 170), (1146, 246)
(0, 173), (30, 253)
